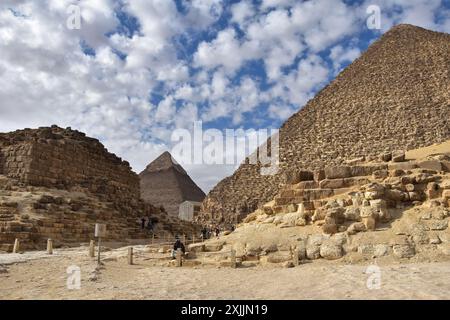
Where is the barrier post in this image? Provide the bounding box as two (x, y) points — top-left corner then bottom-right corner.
(128, 247), (133, 265)
(47, 239), (53, 255)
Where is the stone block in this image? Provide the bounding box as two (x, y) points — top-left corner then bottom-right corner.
(388, 162), (418, 171)
(392, 151), (405, 162)
(416, 160), (442, 172)
(319, 179), (344, 189)
(267, 251), (292, 263)
(362, 216), (376, 231)
(313, 170), (325, 182)
(324, 166), (351, 179)
(319, 242), (343, 260)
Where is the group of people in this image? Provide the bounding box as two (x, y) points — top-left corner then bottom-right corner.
(200, 225), (219, 240)
(200, 224), (235, 240)
(140, 217), (154, 233)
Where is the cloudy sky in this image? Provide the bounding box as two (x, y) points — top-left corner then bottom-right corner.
(0, 0), (449, 193)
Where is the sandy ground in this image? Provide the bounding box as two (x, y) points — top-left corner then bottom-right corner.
(1, 246), (450, 300)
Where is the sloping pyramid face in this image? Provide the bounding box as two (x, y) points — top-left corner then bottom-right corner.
(201, 24), (450, 223)
(139, 151), (206, 217)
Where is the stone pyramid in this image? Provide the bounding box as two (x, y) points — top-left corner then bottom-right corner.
(200, 24), (450, 224)
(139, 151), (206, 217)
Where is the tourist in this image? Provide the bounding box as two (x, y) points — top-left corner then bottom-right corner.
(146, 218), (153, 232)
(215, 226), (220, 237)
(172, 236), (185, 259)
(201, 226), (207, 240)
(141, 217), (146, 229)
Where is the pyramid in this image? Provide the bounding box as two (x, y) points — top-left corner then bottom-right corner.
(139, 151), (206, 217)
(200, 24), (450, 224)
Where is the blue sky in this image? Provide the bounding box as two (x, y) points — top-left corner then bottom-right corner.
(0, 0), (449, 192)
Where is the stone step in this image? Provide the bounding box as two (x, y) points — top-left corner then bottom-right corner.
(275, 189), (335, 205)
(324, 164), (388, 179)
(319, 177), (371, 189)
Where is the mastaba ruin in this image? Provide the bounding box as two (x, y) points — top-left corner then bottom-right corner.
(0, 126), (199, 251)
(199, 24), (450, 224)
(139, 151), (206, 217)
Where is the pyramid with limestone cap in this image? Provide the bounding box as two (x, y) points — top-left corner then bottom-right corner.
(139, 152), (205, 217)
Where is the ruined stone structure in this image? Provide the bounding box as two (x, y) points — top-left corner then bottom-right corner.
(0, 126), (139, 203)
(201, 24), (450, 224)
(140, 152), (206, 217)
(186, 147), (450, 266)
(0, 126), (200, 251)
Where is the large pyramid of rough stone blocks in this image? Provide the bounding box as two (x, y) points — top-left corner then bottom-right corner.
(139, 151), (206, 217)
(200, 24), (450, 224)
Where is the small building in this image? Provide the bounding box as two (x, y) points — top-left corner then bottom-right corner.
(179, 201), (202, 221)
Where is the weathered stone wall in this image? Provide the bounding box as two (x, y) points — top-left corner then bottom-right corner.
(201, 24), (450, 223)
(0, 126), (139, 204)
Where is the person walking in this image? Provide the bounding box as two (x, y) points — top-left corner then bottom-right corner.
(171, 236), (186, 259)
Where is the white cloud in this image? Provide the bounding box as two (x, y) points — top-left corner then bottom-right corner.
(230, 1), (255, 26)
(329, 45), (361, 73)
(155, 96), (176, 123)
(194, 28), (251, 74)
(268, 104), (296, 120)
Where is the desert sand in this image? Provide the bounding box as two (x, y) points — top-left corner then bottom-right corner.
(1, 245), (450, 300)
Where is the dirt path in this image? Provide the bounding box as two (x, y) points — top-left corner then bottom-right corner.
(1, 247), (450, 300)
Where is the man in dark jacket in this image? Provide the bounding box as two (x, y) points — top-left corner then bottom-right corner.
(172, 236), (185, 259)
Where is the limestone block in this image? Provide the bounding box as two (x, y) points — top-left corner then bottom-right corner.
(441, 161), (450, 172)
(385, 189), (407, 201)
(416, 160), (442, 172)
(388, 162), (418, 171)
(344, 207), (361, 221)
(442, 190), (450, 199)
(319, 179), (344, 189)
(322, 223), (338, 234)
(347, 222), (366, 234)
(296, 181), (319, 189)
(343, 177), (371, 187)
(267, 251), (292, 263)
(324, 166), (351, 179)
(204, 241), (225, 252)
(391, 151), (405, 162)
(393, 244), (415, 258)
(358, 244), (390, 257)
(362, 216), (376, 231)
(314, 170), (325, 182)
(319, 242), (343, 260)
(372, 169), (389, 180)
(380, 152), (392, 162)
(441, 180), (450, 190)
(306, 245), (321, 260)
